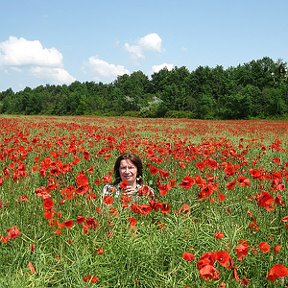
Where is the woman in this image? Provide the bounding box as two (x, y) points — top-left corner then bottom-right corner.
(102, 152), (154, 199)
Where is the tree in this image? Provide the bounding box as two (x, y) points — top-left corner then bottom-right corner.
(218, 90), (253, 119)
(0, 88), (14, 101)
(262, 87), (288, 116)
(196, 93), (217, 119)
(113, 71), (151, 111)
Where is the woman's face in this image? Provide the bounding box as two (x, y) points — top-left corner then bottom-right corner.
(119, 159), (138, 185)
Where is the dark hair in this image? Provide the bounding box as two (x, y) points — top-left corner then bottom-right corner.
(113, 152), (143, 185)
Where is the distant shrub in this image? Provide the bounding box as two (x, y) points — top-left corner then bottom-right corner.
(122, 111), (140, 117)
(102, 111), (122, 117)
(164, 110), (195, 119)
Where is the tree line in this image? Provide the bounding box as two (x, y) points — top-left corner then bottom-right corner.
(0, 56), (288, 119)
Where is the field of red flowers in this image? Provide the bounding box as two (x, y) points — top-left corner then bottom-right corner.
(0, 115), (287, 287)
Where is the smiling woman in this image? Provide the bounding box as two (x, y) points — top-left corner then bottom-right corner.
(102, 152), (154, 199)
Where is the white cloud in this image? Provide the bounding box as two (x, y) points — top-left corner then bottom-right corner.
(124, 33), (162, 59)
(0, 36), (63, 67)
(124, 43), (144, 59)
(30, 67), (76, 84)
(152, 63), (174, 73)
(139, 33), (162, 52)
(87, 56), (129, 78)
(0, 36), (75, 86)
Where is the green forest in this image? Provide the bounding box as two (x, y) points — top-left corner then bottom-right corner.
(1, 56), (288, 119)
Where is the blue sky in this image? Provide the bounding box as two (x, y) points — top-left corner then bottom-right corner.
(1, 0), (287, 92)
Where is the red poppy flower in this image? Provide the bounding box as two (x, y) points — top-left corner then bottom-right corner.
(94, 178), (102, 185)
(61, 185), (75, 200)
(214, 250), (233, 269)
(176, 203), (191, 215)
(76, 185), (89, 195)
(0, 235), (10, 243)
(179, 176), (195, 189)
(103, 195), (114, 205)
(267, 264), (288, 281)
(128, 217), (137, 229)
(255, 191), (275, 211)
(83, 274), (100, 283)
(241, 276), (249, 286)
(149, 165), (159, 175)
(76, 172), (89, 187)
(199, 264), (220, 281)
(249, 220), (259, 231)
(109, 207), (119, 217)
(76, 215), (85, 224)
(63, 219), (74, 229)
(43, 198), (54, 210)
(282, 216), (288, 222)
(30, 244), (35, 253)
(226, 179), (236, 190)
(249, 168), (262, 180)
(182, 252), (195, 261)
(95, 207), (102, 214)
(149, 200), (163, 212)
(273, 244), (281, 255)
(198, 184), (214, 200)
(50, 168), (61, 176)
(214, 231), (225, 239)
(120, 193), (133, 207)
(197, 252), (215, 270)
(159, 203), (171, 214)
(138, 185), (154, 197)
(235, 240), (249, 261)
(44, 211), (53, 220)
(258, 242), (270, 253)
(207, 158), (218, 169)
(85, 217), (98, 230)
(195, 175), (206, 186)
(233, 266), (239, 282)
(169, 179), (177, 188)
(54, 229), (62, 235)
(130, 202), (152, 215)
(82, 224), (89, 234)
(83, 150), (90, 160)
(19, 195), (28, 202)
(103, 174), (112, 184)
(27, 261), (36, 274)
(224, 164), (236, 177)
(119, 180), (129, 190)
(217, 192), (225, 202)
(237, 176), (250, 187)
(275, 182), (285, 191)
(272, 157), (281, 164)
(35, 186), (49, 199)
(7, 226), (21, 239)
(195, 161), (205, 171)
(158, 183), (171, 196)
(96, 248), (104, 255)
(159, 169), (169, 179)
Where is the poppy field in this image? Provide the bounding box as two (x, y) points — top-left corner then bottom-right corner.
(0, 115), (287, 288)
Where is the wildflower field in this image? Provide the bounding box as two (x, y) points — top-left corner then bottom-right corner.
(0, 115), (287, 288)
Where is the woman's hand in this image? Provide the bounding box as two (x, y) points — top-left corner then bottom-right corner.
(123, 186), (136, 196)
